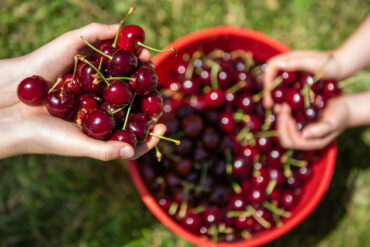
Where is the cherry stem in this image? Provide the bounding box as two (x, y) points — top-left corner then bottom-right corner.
(283, 163), (293, 178)
(80, 36), (113, 60)
(185, 51), (201, 79)
(263, 201), (291, 218)
(233, 111), (249, 122)
(255, 130), (277, 137)
(155, 145), (162, 162)
(98, 57), (103, 71)
(302, 85), (312, 108)
(122, 93), (136, 130)
(225, 148), (233, 175)
(261, 108), (273, 131)
(281, 150), (294, 163)
(230, 50), (254, 69)
(107, 76), (136, 82)
(192, 205), (205, 214)
(168, 202), (178, 215)
(111, 106), (126, 115)
(48, 77), (62, 94)
(210, 224), (218, 243)
(286, 157), (307, 167)
(253, 76), (283, 102)
(207, 49), (224, 59)
(77, 56), (110, 86)
(112, 5), (135, 48)
(241, 230), (252, 240)
(226, 80), (247, 94)
(226, 210), (252, 218)
(137, 41), (177, 54)
(236, 126), (250, 142)
(247, 205), (271, 229)
(149, 132), (181, 145)
(71, 56), (79, 84)
(273, 213), (283, 227)
(227, 175), (242, 194)
(210, 61), (221, 90)
(265, 179), (277, 195)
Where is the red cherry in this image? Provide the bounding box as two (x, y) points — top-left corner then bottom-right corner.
(219, 112), (235, 134)
(280, 191), (298, 210)
(231, 156), (252, 178)
(240, 145), (258, 160)
(131, 66), (158, 95)
(180, 78), (199, 95)
(180, 213), (202, 233)
(78, 94), (98, 112)
(285, 88), (304, 110)
(271, 85), (287, 104)
(229, 194), (247, 210)
(247, 186), (266, 204)
(103, 80), (133, 106)
(117, 24), (145, 54)
(202, 207), (221, 226)
(255, 137), (273, 153)
(127, 113), (154, 142)
(241, 114), (262, 132)
(108, 49), (138, 76)
(278, 70), (298, 85)
(100, 101), (126, 122)
(182, 115), (204, 137)
(251, 169), (270, 188)
(94, 40), (115, 67)
(82, 109), (114, 140)
(233, 70), (255, 91)
(323, 79), (341, 98)
(56, 74), (81, 95)
(17, 75), (48, 105)
(77, 60), (102, 92)
(46, 89), (77, 119)
(174, 159), (192, 175)
(266, 148), (284, 168)
(140, 91), (164, 116)
(267, 167), (285, 186)
(204, 89), (225, 108)
(108, 129), (137, 148)
(236, 93), (254, 113)
(197, 68), (211, 85)
(217, 66), (233, 89)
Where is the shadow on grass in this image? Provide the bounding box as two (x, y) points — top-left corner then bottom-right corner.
(266, 127), (368, 247)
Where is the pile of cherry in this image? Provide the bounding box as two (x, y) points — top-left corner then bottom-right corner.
(137, 49), (342, 242)
(16, 7), (177, 147)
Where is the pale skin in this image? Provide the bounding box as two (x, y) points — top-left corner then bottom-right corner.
(263, 15), (370, 150)
(0, 22), (166, 160)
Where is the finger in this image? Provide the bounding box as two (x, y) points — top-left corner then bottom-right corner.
(132, 123), (167, 159)
(138, 49), (151, 63)
(276, 104), (294, 148)
(301, 121), (335, 139)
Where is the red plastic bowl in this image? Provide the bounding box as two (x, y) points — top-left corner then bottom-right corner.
(129, 26), (337, 247)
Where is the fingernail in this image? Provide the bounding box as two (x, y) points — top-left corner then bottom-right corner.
(108, 24), (120, 30)
(120, 146), (134, 158)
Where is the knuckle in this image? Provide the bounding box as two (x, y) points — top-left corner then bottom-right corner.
(99, 150), (113, 162)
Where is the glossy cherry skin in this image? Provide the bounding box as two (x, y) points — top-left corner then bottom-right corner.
(174, 159), (192, 175)
(46, 89), (77, 119)
(77, 60), (102, 92)
(240, 145), (258, 160)
(296, 166), (312, 181)
(56, 74), (81, 95)
(108, 49), (138, 77)
(189, 95), (207, 111)
(108, 129), (137, 148)
(266, 148), (284, 168)
(235, 215), (255, 230)
(202, 207), (221, 226)
(217, 66), (233, 89)
(231, 156), (252, 178)
(225, 91), (236, 105)
(204, 89), (225, 108)
(127, 113), (154, 142)
(180, 78), (199, 95)
(140, 92), (164, 116)
(280, 191), (298, 210)
(268, 167), (285, 186)
(233, 70), (256, 91)
(117, 24), (145, 54)
(100, 101), (126, 123)
(182, 115), (204, 137)
(82, 109), (115, 140)
(236, 93), (254, 113)
(255, 137), (273, 153)
(173, 60), (189, 78)
(94, 40), (115, 67)
(180, 213), (202, 233)
(252, 168), (270, 188)
(285, 88), (304, 110)
(229, 194), (247, 211)
(219, 112), (235, 134)
(323, 79), (341, 97)
(299, 72), (324, 93)
(158, 197), (172, 212)
(202, 128), (220, 149)
(131, 66), (158, 96)
(247, 186), (266, 204)
(17, 75), (48, 105)
(197, 67), (211, 85)
(302, 106), (319, 122)
(278, 70), (298, 85)
(103, 80), (133, 106)
(242, 114), (262, 132)
(271, 85), (287, 104)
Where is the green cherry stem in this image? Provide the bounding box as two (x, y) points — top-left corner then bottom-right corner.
(112, 5), (135, 48)
(77, 56), (110, 87)
(226, 80), (247, 94)
(137, 41), (177, 54)
(149, 132), (181, 145)
(255, 130), (277, 138)
(71, 55), (79, 84)
(48, 77), (63, 94)
(263, 201), (291, 218)
(111, 106), (126, 115)
(80, 36), (113, 60)
(122, 93), (136, 130)
(107, 76), (136, 82)
(265, 179), (277, 195)
(253, 76), (283, 102)
(98, 57), (103, 71)
(155, 145), (162, 162)
(247, 205), (271, 229)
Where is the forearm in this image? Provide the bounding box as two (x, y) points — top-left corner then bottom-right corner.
(342, 91), (370, 127)
(334, 15), (370, 79)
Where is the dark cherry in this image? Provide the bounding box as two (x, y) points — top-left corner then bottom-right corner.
(77, 60), (102, 92)
(255, 137), (273, 153)
(94, 39), (115, 67)
(299, 72), (324, 93)
(231, 156), (252, 178)
(204, 89), (225, 108)
(278, 71), (298, 85)
(240, 145), (258, 160)
(323, 79), (341, 97)
(213, 160), (226, 177)
(219, 112), (235, 134)
(100, 101), (126, 122)
(163, 118), (179, 135)
(173, 60), (189, 78)
(247, 186), (266, 204)
(127, 113), (154, 142)
(190, 95), (207, 112)
(165, 172), (181, 187)
(225, 91), (236, 105)
(88, 92), (104, 105)
(46, 89), (77, 119)
(158, 197), (172, 212)
(177, 104), (193, 119)
(302, 106), (319, 122)
(252, 168), (270, 188)
(182, 115), (204, 137)
(141, 163), (156, 184)
(268, 167), (285, 186)
(193, 147), (209, 162)
(285, 88), (304, 110)
(209, 185), (232, 205)
(103, 80), (133, 105)
(236, 93), (254, 113)
(174, 159), (192, 175)
(180, 213), (202, 233)
(266, 148), (284, 168)
(229, 194), (247, 211)
(202, 128), (220, 149)
(108, 130), (138, 148)
(242, 114), (262, 132)
(117, 24), (145, 54)
(280, 191), (298, 210)
(234, 70), (255, 91)
(108, 49), (138, 76)
(131, 66), (158, 96)
(140, 91), (164, 116)
(296, 166), (312, 181)
(217, 66), (233, 89)
(202, 207), (221, 226)
(314, 94), (328, 109)
(180, 78), (199, 95)
(286, 175), (303, 189)
(17, 75), (48, 105)
(186, 171), (199, 183)
(56, 74), (81, 95)
(235, 215), (254, 230)
(269, 188), (281, 202)
(82, 108), (114, 140)
(197, 67), (211, 85)
(175, 138), (193, 155)
(271, 85), (287, 104)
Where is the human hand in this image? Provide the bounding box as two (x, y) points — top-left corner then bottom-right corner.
(275, 97), (349, 150)
(263, 50), (342, 108)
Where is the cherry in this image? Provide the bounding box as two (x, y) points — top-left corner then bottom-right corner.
(193, 147), (209, 162)
(302, 106), (319, 122)
(286, 175), (303, 189)
(225, 91), (236, 105)
(141, 163), (156, 184)
(189, 95), (207, 111)
(131, 66), (158, 95)
(267, 167), (285, 186)
(165, 172), (181, 187)
(88, 92), (104, 105)
(278, 71), (298, 85)
(202, 207), (221, 226)
(231, 156), (252, 178)
(175, 138), (193, 155)
(100, 101), (126, 122)
(17, 75), (48, 105)
(229, 194), (247, 211)
(173, 60), (189, 78)
(269, 188), (281, 202)
(46, 89), (77, 119)
(94, 39), (115, 67)
(174, 159), (192, 175)
(177, 104), (193, 119)
(280, 191), (298, 210)
(182, 115), (204, 137)
(180, 213), (202, 233)
(323, 79), (341, 97)
(204, 89), (225, 108)
(217, 66), (233, 89)
(117, 24), (145, 54)
(108, 129), (137, 148)
(82, 108), (114, 140)
(127, 112), (154, 142)
(233, 70), (255, 91)
(158, 197), (172, 212)
(240, 145), (258, 160)
(251, 168), (269, 188)
(103, 80), (133, 106)
(140, 91), (164, 116)
(271, 85), (287, 104)
(107, 49), (138, 76)
(247, 186), (266, 204)
(197, 67), (211, 85)
(219, 112), (235, 134)
(266, 148), (284, 168)
(255, 137), (273, 153)
(314, 93), (327, 109)
(285, 88), (304, 110)
(56, 74), (81, 95)
(77, 60), (102, 92)
(299, 72), (323, 93)
(180, 78), (199, 95)
(296, 166), (312, 181)
(242, 114), (262, 132)
(236, 93), (254, 113)
(209, 185), (232, 205)
(213, 160), (226, 177)
(202, 128), (220, 149)
(235, 215), (254, 230)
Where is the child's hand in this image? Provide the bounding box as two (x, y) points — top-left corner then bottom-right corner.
(263, 50), (341, 108)
(275, 97), (349, 150)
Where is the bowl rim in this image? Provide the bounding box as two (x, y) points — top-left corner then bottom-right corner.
(129, 26), (337, 247)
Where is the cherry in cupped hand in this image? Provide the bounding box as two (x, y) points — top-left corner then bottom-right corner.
(17, 75), (49, 106)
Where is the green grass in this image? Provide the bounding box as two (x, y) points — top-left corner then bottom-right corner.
(1, 0), (370, 246)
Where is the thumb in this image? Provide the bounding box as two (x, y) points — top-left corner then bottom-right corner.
(302, 121), (335, 139)
(74, 22), (119, 45)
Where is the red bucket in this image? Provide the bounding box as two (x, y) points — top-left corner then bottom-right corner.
(129, 26), (337, 246)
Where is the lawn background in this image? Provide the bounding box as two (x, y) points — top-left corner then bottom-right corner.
(1, 0), (370, 246)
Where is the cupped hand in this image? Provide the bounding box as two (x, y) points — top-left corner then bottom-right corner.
(275, 98), (349, 150)
(263, 50), (342, 108)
